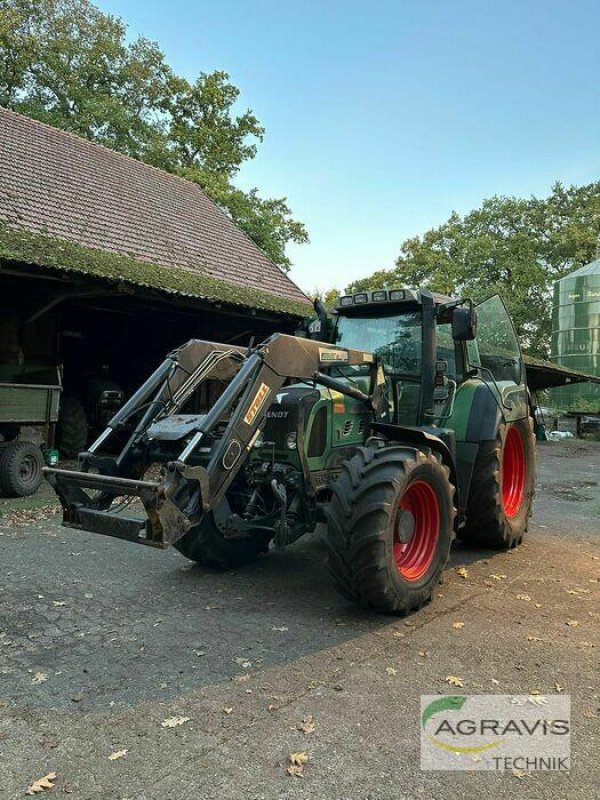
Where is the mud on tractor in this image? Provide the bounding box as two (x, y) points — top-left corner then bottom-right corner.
(45, 289), (535, 614)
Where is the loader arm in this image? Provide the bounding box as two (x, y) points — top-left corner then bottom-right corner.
(45, 334), (387, 548)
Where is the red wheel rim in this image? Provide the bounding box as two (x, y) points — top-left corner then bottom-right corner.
(502, 426), (525, 518)
(394, 480), (440, 581)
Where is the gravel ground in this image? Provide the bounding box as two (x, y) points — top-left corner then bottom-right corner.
(0, 440), (598, 799)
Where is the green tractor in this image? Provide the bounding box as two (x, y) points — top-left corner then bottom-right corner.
(45, 289), (535, 614)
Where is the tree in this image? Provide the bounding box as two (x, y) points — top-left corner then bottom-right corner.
(349, 181), (600, 356)
(0, 0), (308, 269)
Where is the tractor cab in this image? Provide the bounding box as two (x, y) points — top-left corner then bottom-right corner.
(328, 288), (475, 428)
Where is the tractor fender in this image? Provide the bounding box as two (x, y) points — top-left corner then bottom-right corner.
(464, 383), (504, 442)
(370, 422), (459, 506)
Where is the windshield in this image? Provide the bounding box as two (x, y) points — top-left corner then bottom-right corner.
(334, 311), (423, 375)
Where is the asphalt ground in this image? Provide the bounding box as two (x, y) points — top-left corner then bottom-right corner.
(0, 440), (598, 799)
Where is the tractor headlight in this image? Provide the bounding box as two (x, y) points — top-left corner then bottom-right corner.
(285, 432), (297, 449)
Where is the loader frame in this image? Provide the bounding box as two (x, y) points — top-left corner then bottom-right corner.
(45, 334), (388, 548)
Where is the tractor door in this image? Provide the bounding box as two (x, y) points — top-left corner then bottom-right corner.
(466, 295), (529, 420)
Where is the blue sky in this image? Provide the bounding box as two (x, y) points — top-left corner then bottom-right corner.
(98, 0), (599, 293)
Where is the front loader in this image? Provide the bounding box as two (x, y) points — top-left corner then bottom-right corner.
(45, 288), (536, 614)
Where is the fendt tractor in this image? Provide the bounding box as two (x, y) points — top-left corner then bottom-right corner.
(45, 289), (536, 614)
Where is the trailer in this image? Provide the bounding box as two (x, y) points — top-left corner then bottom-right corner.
(0, 367), (61, 496)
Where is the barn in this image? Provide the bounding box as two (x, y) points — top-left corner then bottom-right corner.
(0, 107), (310, 464)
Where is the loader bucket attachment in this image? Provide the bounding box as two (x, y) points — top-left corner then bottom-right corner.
(44, 466), (200, 548)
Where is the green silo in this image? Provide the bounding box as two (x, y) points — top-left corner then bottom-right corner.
(551, 258), (600, 410)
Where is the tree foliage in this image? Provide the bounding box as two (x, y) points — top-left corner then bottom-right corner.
(0, 0), (307, 269)
(348, 181), (600, 356)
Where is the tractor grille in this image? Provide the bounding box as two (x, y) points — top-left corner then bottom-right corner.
(342, 419), (353, 437)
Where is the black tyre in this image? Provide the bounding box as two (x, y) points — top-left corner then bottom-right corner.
(458, 415), (536, 549)
(324, 442), (456, 615)
(174, 506), (271, 570)
(0, 440), (44, 497)
(56, 396), (88, 458)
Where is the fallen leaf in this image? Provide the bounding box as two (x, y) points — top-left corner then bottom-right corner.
(108, 749), (127, 761)
(289, 752), (308, 764)
(566, 620), (579, 627)
(554, 684), (564, 693)
(297, 715), (315, 734)
(52, 601), (66, 607)
(393, 631), (405, 638)
(232, 674), (250, 683)
(26, 773), (56, 795)
(512, 768), (528, 779)
(193, 650), (206, 657)
(31, 672), (48, 685)
(223, 707), (234, 715)
(161, 715), (190, 728)
(490, 678), (500, 685)
(385, 666), (397, 676)
(457, 566), (468, 579)
(287, 752), (308, 776)
(272, 626), (288, 632)
(489, 574), (507, 580)
(452, 622), (465, 629)
(516, 593), (531, 601)
(527, 636), (542, 642)
(528, 695), (548, 705)
(444, 675), (464, 687)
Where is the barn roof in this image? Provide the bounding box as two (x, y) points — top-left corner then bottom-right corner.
(0, 108), (310, 317)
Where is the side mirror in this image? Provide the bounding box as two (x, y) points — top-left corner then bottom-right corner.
(452, 307), (478, 341)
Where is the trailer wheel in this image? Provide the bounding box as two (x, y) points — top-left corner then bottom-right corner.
(0, 440), (44, 497)
(324, 443), (455, 615)
(458, 415), (536, 549)
(174, 508), (271, 570)
(56, 396), (88, 458)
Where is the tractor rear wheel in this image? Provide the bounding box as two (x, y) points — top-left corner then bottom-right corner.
(459, 416), (535, 549)
(56, 396), (88, 458)
(324, 442), (455, 614)
(174, 507), (271, 570)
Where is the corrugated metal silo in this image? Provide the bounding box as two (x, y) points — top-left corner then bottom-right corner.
(551, 258), (600, 409)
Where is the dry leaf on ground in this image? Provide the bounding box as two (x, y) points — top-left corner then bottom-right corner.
(512, 768), (528, 779)
(287, 752), (308, 776)
(161, 715), (190, 728)
(223, 707), (234, 715)
(272, 626), (288, 632)
(297, 715), (315, 734)
(457, 566), (469, 579)
(385, 666), (397, 676)
(31, 672), (48, 685)
(108, 749), (127, 761)
(527, 635), (542, 642)
(452, 622), (465, 629)
(26, 773), (56, 795)
(566, 620), (579, 627)
(516, 594), (531, 601)
(444, 675), (464, 687)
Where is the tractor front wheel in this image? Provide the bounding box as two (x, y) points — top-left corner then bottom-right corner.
(459, 416), (536, 549)
(174, 507), (271, 570)
(324, 443), (455, 614)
